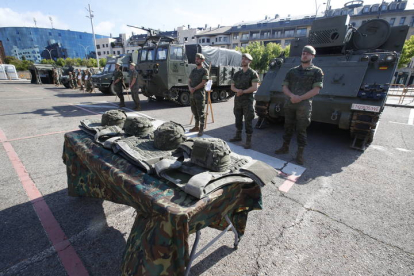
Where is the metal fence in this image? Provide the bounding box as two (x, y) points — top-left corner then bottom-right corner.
(387, 84), (414, 105)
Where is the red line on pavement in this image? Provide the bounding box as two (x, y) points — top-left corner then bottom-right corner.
(278, 174), (299, 193)
(5, 129), (79, 142)
(0, 129), (89, 276)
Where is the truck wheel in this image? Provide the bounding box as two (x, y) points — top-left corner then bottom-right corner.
(155, 96), (164, 101)
(219, 90), (227, 100)
(210, 91), (219, 102)
(179, 91), (190, 106)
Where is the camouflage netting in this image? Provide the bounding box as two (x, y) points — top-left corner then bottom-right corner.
(62, 131), (263, 275)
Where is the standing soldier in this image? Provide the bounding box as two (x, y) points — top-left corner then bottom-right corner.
(79, 70), (85, 92)
(129, 62), (141, 110)
(229, 53), (260, 149)
(68, 71), (73, 89)
(72, 69), (78, 89)
(188, 53), (209, 137)
(84, 69), (92, 93)
(52, 68), (60, 87)
(113, 62), (125, 107)
(274, 45), (324, 165)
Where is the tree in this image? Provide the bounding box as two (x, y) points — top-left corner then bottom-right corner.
(65, 58), (75, 67)
(236, 42), (289, 73)
(4, 56), (33, 71)
(87, 58), (97, 67)
(398, 35), (414, 68)
(40, 59), (55, 65)
(99, 58), (107, 68)
(56, 58), (65, 67)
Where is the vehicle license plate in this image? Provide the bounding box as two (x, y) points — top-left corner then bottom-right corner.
(351, 103), (381, 113)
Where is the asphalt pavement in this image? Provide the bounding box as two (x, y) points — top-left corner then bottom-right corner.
(0, 82), (413, 276)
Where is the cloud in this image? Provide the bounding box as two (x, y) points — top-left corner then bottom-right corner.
(94, 21), (115, 36)
(0, 8), (69, 29)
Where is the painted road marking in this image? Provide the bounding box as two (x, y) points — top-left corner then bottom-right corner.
(389, 121), (414, 126)
(408, 109), (414, 125)
(0, 129), (89, 276)
(5, 129), (79, 142)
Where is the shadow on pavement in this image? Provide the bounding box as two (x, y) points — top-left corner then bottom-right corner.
(189, 245), (237, 276)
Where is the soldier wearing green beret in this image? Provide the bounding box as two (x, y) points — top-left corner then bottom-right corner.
(275, 45), (324, 165)
(113, 62), (125, 107)
(229, 53), (260, 149)
(188, 53), (209, 136)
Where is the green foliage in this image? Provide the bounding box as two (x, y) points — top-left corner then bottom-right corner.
(4, 56), (34, 71)
(398, 35), (414, 68)
(56, 58), (65, 67)
(236, 42), (289, 73)
(40, 59), (56, 65)
(99, 58), (107, 67)
(87, 58), (97, 67)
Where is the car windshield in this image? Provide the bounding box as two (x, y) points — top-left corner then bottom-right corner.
(103, 63), (115, 73)
(156, 47), (168, 61)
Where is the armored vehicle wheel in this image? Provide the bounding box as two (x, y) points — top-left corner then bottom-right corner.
(63, 83), (70, 89)
(211, 91), (219, 102)
(179, 91), (190, 106)
(155, 96), (164, 101)
(219, 90), (227, 100)
(109, 83), (117, 96)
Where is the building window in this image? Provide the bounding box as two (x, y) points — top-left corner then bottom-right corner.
(113, 51), (115, 54)
(219, 37), (222, 42)
(199, 39), (201, 43)
(58, 33), (61, 37)
(202, 38), (205, 43)
(399, 17), (406, 25)
(251, 33), (259, 39)
(98, 51), (101, 56)
(233, 34), (239, 39)
(79, 35), (82, 39)
(117, 51), (120, 54)
(97, 45), (100, 49)
(192, 36), (195, 39)
(106, 44), (108, 47)
(284, 29), (295, 37)
(410, 16), (414, 27)
(184, 37), (188, 42)
(233, 43), (238, 49)
(49, 32), (52, 36)
(390, 18), (395, 26)
(241, 33), (249, 40)
(206, 38), (210, 43)
(241, 43), (248, 48)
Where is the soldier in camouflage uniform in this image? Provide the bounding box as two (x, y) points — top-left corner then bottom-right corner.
(129, 62), (141, 111)
(84, 69), (93, 93)
(113, 62), (125, 107)
(72, 69), (78, 89)
(68, 71), (73, 89)
(188, 53), (209, 137)
(52, 68), (60, 87)
(230, 53), (260, 149)
(275, 45), (324, 165)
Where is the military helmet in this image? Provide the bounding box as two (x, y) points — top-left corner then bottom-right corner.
(153, 121), (186, 150)
(303, 45), (316, 55)
(101, 109), (127, 127)
(191, 138), (232, 172)
(123, 116), (154, 137)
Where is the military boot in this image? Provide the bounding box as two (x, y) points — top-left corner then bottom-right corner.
(275, 142), (290, 154)
(190, 123), (200, 132)
(244, 134), (252, 149)
(229, 131), (242, 142)
(296, 147), (305, 165)
(119, 100), (125, 108)
(197, 125), (204, 137)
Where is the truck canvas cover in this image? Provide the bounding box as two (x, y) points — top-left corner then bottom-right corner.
(185, 45), (242, 66)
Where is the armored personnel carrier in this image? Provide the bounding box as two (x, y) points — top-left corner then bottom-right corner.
(133, 27), (242, 105)
(92, 53), (138, 95)
(255, 15), (409, 150)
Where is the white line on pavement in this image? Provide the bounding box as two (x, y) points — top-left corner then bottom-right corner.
(408, 109), (414, 125)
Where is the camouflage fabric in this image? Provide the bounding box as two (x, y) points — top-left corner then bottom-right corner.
(72, 72), (78, 88)
(232, 68), (260, 135)
(84, 71), (93, 92)
(190, 138), (232, 172)
(189, 67), (209, 127)
(154, 122), (186, 150)
(113, 69), (124, 100)
(62, 130), (263, 275)
(123, 116), (154, 138)
(101, 109), (127, 127)
(129, 69), (140, 107)
(282, 65), (324, 146)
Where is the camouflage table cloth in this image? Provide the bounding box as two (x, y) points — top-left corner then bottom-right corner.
(62, 131), (263, 276)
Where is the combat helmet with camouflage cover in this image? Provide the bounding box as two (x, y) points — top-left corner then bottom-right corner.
(154, 121), (186, 150)
(191, 138), (232, 172)
(123, 116), (153, 138)
(101, 109), (127, 127)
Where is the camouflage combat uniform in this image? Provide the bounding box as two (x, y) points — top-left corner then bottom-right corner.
(53, 69), (60, 86)
(129, 68), (140, 109)
(72, 71), (78, 89)
(232, 68), (260, 135)
(282, 64), (324, 147)
(85, 71), (92, 92)
(189, 67), (209, 129)
(113, 69), (124, 102)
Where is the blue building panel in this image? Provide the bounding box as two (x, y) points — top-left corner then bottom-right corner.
(0, 27), (108, 63)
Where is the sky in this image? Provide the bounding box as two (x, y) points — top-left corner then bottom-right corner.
(1, 0), (413, 36)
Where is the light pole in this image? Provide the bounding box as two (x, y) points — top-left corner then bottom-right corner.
(315, 1), (326, 17)
(86, 4), (99, 68)
(79, 44), (90, 59)
(44, 48), (55, 60)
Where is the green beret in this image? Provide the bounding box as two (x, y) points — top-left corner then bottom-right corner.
(195, 53), (205, 60)
(303, 45), (316, 55)
(242, 53), (253, 61)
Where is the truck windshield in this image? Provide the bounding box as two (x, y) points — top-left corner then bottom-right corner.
(140, 49), (148, 62)
(170, 46), (184, 60)
(156, 47), (168, 61)
(103, 64), (115, 73)
(147, 49), (155, 61)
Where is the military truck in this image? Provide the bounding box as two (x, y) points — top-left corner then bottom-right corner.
(60, 66), (89, 88)
(133, 29), (241, 106)
(254, 15), (409, 150)
(29, 64), (60, 84)
(91, 53), (137, 95)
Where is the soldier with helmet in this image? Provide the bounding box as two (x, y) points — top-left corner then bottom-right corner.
(229, 53), (260, 149)
(113, 62), (125, 107)
(274, 45), (324, 165)
(188, 53), (209, 137)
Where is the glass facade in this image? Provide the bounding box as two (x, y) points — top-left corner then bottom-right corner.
(0, 27), (108, 63)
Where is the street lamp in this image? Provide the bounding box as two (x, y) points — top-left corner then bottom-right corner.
(86, 4), (99, 68)
(44, 48), (55, 60)
(78, 44), (90, 59)
(315, 1), (326, 17)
